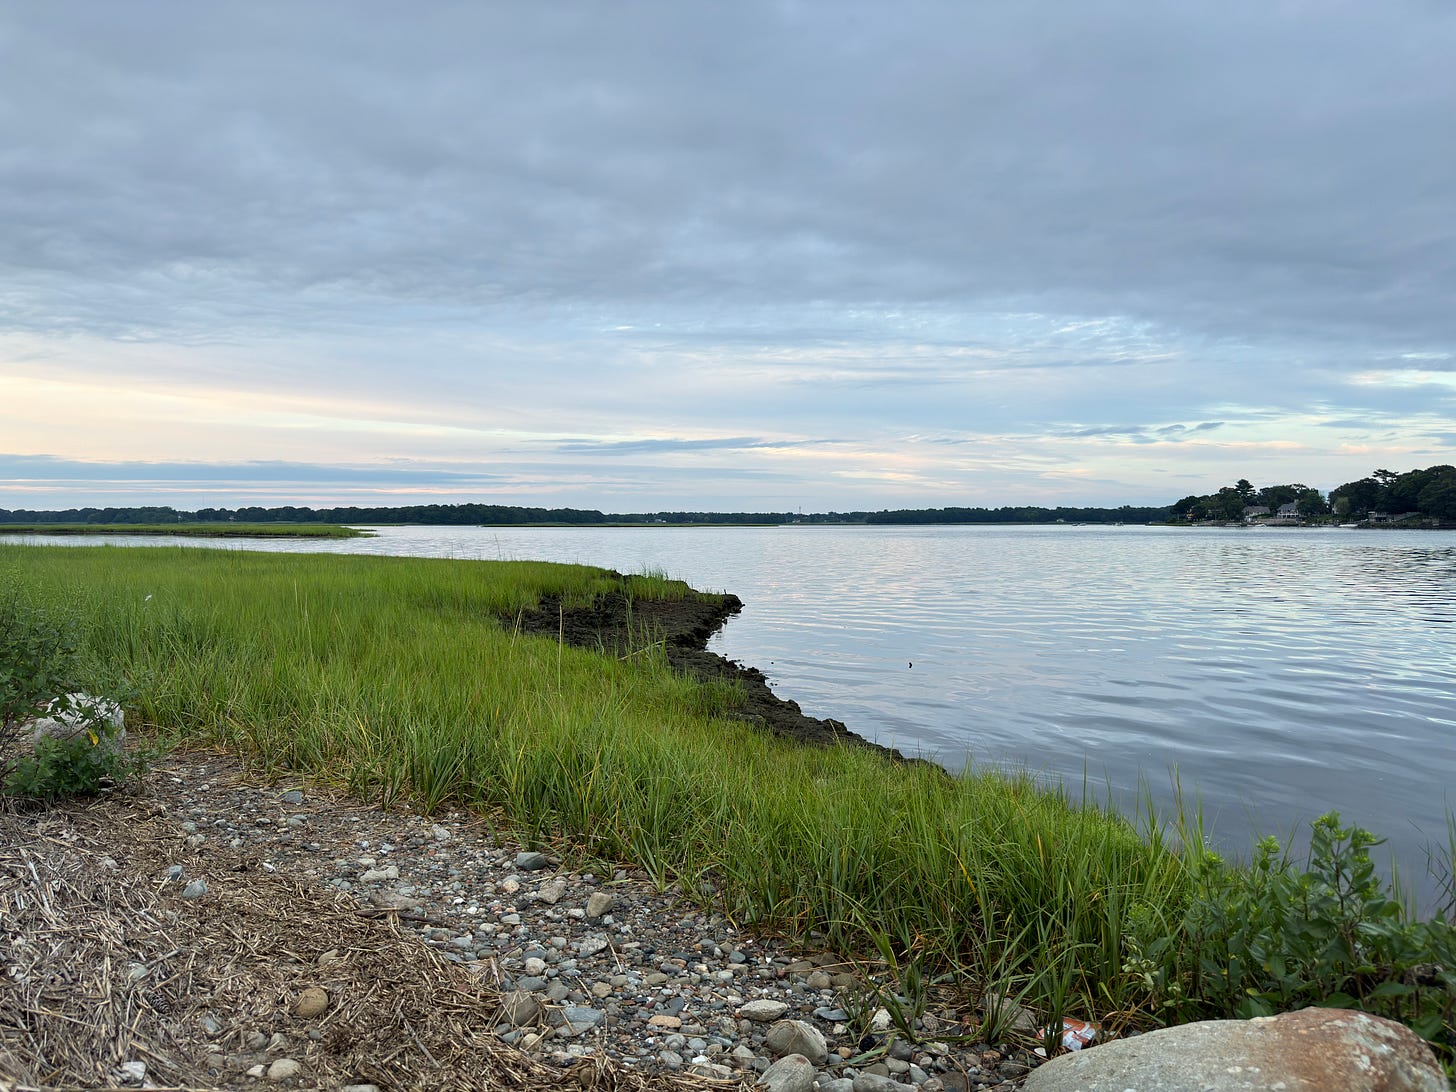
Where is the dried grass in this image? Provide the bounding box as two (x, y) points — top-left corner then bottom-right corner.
(0, 786), (739, 1091)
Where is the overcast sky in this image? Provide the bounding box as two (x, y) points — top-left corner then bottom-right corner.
(3, 1), (1454, 513)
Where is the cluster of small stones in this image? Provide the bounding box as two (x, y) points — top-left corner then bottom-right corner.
(157, 757), (1041, 1089)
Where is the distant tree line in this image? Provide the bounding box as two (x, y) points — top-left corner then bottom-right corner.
(0, 504), (809, 526)
(0, 503), (610, 526)
(0, 506), (196, 526)
(1170, 464), (1456, 523)
(0, 502), (1170, 526)
(1171, 480), (1329, 522)
(865, 504), (1171, 524)
(614, 511), (795, 525)
(1328, 465), (1456, 521)
(195, 504), (614, 526)
(3, 466), (1452, 527)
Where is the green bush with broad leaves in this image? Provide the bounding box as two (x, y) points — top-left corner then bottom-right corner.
(0, 585), (140, 799)
(1128, 812), (1455, 1058)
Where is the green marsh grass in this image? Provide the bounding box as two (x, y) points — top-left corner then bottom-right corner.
(4, 544), (1451, 1060)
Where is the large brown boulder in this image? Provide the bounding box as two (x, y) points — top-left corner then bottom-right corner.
(1022, 1007), (1445, 1092)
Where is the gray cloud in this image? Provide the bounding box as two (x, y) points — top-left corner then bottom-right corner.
(4, 2), (1453, 349)
(1, 2), (1453, 510)
(0, 455), (506, 486)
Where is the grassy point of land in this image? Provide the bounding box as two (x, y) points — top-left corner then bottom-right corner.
(3, 543), (1451, 1068)
(0, 522), (367, 539)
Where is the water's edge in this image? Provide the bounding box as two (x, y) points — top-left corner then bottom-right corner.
(510, 576), (938, 769)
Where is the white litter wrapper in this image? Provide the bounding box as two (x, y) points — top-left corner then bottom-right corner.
(1047, 1017), (1099, 1051)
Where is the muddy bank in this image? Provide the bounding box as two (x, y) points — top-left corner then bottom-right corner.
(511, 580), (933, 767)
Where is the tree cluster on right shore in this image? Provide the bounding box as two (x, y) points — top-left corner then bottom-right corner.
(1171, 464), (1456, 523)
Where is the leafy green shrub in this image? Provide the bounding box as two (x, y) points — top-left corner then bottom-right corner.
(0, 585), (140, 799)
(4, 724), (139, 799)
(1130, 812), (1455, 1058)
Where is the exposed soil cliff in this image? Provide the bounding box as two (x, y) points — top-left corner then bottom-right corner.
(511, 581), (933, 767)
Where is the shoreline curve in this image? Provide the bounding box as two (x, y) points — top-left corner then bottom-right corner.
(511, 578), (937, 769)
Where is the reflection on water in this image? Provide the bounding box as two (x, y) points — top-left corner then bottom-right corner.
(8, 524), (1455, 899)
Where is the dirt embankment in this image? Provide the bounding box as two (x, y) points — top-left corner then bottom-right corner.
(511, 580), (936, 769)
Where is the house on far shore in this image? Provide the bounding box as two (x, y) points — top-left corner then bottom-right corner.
(1242, 505), (1271, 522)
(1276, 502), (1301, 521)
(1368, 511), (1420, 524)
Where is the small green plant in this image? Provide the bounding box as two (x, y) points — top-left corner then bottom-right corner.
(1, 584), (139, 799)
(1131, 813), (1456, 1059)
(4, 723), (139, 799)
(862, 924), (932, 1038)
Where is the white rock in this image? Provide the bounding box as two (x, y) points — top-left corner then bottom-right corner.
(536, 878), (568, 905)
(763, 1020), (829, 1067)
(757, 1053), (817, 1092)
(584, 891), (615, 918)
(25, 692), (125, 753)
(500, 990), (540, 1027)
(560, 1006), (605, 1033)
(738, 998), (790, 1023)
(266, 1057), (302, 1080)
(293, 986), (329, 1018)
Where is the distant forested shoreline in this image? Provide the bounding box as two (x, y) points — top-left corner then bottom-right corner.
(3, 463), (1452, 528)
(0, 502), (1169, 527)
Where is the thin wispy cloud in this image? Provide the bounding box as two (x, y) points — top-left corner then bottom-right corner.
(0, 455), (505, 487)
(555, 437), (835, 457)
(1059, 422), (1226, 442)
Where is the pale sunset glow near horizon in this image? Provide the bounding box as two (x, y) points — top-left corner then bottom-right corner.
(3, 3), (1454, 513)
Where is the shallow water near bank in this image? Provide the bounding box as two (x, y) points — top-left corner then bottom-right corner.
(8, 522), (1455, 903)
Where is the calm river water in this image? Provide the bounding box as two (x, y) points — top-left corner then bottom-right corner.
(10, 523), (1456, 899)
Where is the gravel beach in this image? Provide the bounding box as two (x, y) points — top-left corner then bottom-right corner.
(1, 750), (1044, 1090)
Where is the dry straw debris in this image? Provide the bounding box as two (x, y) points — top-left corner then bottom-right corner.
(0, 784), (737, 1091)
